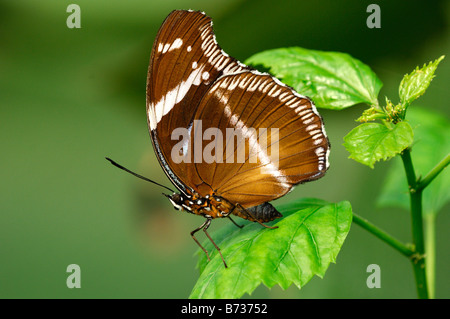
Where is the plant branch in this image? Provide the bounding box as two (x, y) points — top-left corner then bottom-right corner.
(417, 153), (450, 191)
(425, 213), (436, 299)
(401, 148), (429, 299)
(352, 213), (414, 257)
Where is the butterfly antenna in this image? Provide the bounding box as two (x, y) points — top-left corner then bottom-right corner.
(105, 157), (175, 193)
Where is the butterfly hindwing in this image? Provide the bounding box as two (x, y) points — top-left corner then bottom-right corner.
(191, 71), (329, 207)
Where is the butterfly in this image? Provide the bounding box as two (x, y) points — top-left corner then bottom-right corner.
(107, 9), (330, 268)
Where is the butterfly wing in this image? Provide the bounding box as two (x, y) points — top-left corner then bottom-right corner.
(146, 10), (248, 196)
(191, 71), (330, 208)
(147, 10), (330, 208)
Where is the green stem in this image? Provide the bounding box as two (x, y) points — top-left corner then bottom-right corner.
(417, 153), (450, 191)
(401, 148), (429, 299)
(353, 213), (414, 257)
(425, 213), (436, 299)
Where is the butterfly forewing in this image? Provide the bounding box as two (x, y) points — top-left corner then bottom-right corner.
(147, 10), (248, 195)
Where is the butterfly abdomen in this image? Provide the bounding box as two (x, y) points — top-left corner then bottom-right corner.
(248, 202), (283, 222)
(237, 202), (282, 223)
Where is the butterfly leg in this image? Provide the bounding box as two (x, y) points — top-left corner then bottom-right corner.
(190, 219), (211, 262)
(202, 218), (228, 268)
(227, 215), (244, 229)
(191, 218), (228, 268)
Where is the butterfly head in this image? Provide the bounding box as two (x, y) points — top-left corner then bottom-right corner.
(163, 193), (185, 211)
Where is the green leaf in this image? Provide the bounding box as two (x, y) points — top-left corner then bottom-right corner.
(189, 198), (352, 299)
(245, 47), (382, 110)
(399, 56), (445, 106)
(378, 107), (450, 215)
(343, 122), (414, 168)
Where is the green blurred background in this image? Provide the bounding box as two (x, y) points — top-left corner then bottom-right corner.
(1, 0), (449, 298)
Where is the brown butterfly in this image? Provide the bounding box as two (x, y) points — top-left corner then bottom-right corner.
(108, 10), (330, 268)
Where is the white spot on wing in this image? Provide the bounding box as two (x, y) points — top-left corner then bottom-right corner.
(149, 65), (206, 130)
(306, 124), (319, 131)
(313, 133), (323, 140)
(314, 138), (324, 145)
(296, 107), (309, 115)
(172, 38), (183, 50)
(315, 147), (325, 156)
(162, 44), (170, 54)
(309, 129), (322, 136)
(303, 117), (315, 125)
(160, 38), (183, 54)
